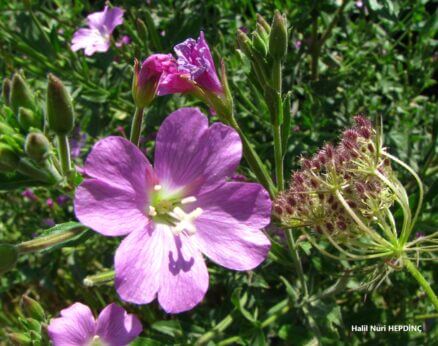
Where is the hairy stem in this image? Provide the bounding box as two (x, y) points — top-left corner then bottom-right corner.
(57, 134), (71, 176)
(285, 229), (308, 296)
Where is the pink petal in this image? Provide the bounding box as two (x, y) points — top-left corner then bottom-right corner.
(193, 182), (271, 270)
(71, 28), (110, 56)
(87, 6), (124, 33)
(158, 229), (209, 313)
(115, 223), (166, 305)
(48, 303), (95, 346)
(74, 179), (149, 237)
(157, 73), (194, 95)
(83, 136), (155, 195)
(96, 303), (142, 346)
(154, 108), (241, 195)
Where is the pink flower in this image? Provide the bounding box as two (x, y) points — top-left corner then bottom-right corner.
(157, 32), (223, 96)
(22, 188), (38, 201)
(115, 35), (131, 48)
(71, 6), (124, 56)
(132, 54), (182, 107)
(47, 302), (142, 346)
(74, 108), (271, 313)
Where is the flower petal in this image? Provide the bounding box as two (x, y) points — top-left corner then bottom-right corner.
(74, 179), (149, 237)
(96, 303), (142, 346)
(115, 223), (165, 304)
(87, 6), (124, 33)
(48, 303), (95, 346)
(154, 108), (241, 195)
(158, 229), (209, 313)
(83, 136), (155, 194)
(71, 28), (110, 55)
(192, 182), (271, 270)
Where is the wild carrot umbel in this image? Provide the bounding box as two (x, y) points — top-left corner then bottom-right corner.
(274, 115), (438, 310)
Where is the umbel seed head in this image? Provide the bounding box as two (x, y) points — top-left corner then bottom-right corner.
(46, 73), (75, 135)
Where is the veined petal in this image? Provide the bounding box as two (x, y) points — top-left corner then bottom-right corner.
(158, 229), (209, 313)
(96, 303), (142, 346)
(47, 303), (95, 346)
(115, 223), (165, 304)
(87, 6), (124, 33)
(154, 108), (241, 195)
(71, 28), (110, 56)
(193, 182), (271, 270)
(74, 179), (149, 237)
(82, 136), (155, 195)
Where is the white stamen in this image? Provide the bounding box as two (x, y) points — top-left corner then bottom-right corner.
(181, 196), (197, 205)
(170, 207), (203, 235)
(148, 206), (157, 216)
(154, 184), (162, 191)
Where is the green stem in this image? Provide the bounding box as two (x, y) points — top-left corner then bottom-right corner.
(16, 226), (86, 254)
(273, 125), (284, 190)
(83, 271), (115, 287)
(404, 258), (438, 311)
(285, 229), (308, 297)
(229, 117), (277, 198)
(57, 134), (71, 175)
(17, 159), (51, 183)
(272, 60), (282, 93)
(196, 313), (234, 345)
(129, 107), (144, 146)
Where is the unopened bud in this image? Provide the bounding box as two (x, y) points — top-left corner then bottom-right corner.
(21, 296), (45, 321)
(18, 107), (40, 131)
(0, 122), (16, 136)
(252, 31), (268, 56)
(2, 78), (11, 105)
(8, 332), (31, 345)
(46, 74), (74, 135)
(0, 244), (18, 274)
(269, 11), (288, 60)
(0, 143), (19, 171)
(25, 132), (50, 162)
(256, 23), (269, 41)
(237, 30), (253, 58)
(257, 14), (271, 33)
(10, 73), (34, 114)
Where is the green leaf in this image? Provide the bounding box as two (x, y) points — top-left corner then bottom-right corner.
(151, 320), (183, 338)
(129, 337), (162, 346)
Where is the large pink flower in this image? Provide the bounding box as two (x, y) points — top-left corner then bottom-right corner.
(71, 6), (124, 56)
(74, 108), (271, 313)
(47, 302), (142, 346)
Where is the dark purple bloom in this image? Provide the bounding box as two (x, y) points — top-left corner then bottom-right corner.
(75, 108), (271, 313)
(48, 302), (142, 346)
(71, 6), (124, 56)
(43, 218), (56, 228)
(157, 32), (223, 96)
(56, 195), (70, 206)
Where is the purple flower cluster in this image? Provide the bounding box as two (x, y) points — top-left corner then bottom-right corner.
(274, 116), (394, 240)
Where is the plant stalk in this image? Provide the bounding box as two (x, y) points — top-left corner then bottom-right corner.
(273, 125), (284, 190)
(57, 134), (71, 175)
(129, 107), (145, 146)
(285, 229), (308, 297)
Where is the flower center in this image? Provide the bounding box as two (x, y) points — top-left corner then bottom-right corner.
(88, 335), (105, 346)
(148, 184), (202, 235)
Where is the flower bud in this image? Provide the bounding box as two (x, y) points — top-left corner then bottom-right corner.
(252, 31), (268, 57)
(46, 74), (75, 135)
(269, 11), (288, 60)
(18, 107), (40, 131)
(21, 296), (45, 321)
(132, 55), (170, 108)
(8, 332), (31, 345)
(256, 23), (269, 42)
(0, 244), (18, 274)
(25, 132), (50, 162)
(257, 14), (271, 33)
(2, 78), (11, 106)
(0, 122), (16, 136)
(237, 30), (253, 58)
(0, 143), (19, 171)
(10, 73), (35, 114)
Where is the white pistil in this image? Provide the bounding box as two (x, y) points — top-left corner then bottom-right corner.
(181, 196), (197, 205)
(154, 184), (162, 191)
(148, 206), (157, 216)
(170, 206), (203, 235)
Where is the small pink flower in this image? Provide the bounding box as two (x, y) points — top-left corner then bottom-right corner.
(157, 32), (223, 96)
(115, 35), (131, 48)
(75, 108), (271, 313)
(71, 6), (124, 56)
(22, 188), (38, 201)
(48, 302), (142, 346)
(46, 198), (54, 208)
